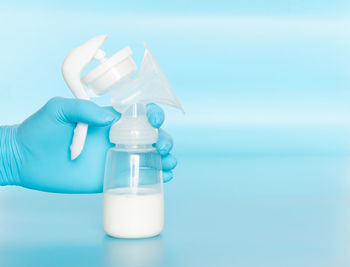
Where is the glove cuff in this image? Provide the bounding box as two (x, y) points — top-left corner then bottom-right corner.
(0, 126), (21, 186)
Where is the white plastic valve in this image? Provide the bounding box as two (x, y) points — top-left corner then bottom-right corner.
(62, 35), (137, 160)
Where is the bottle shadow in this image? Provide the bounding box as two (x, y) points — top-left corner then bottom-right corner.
(102, 234), (164, 267)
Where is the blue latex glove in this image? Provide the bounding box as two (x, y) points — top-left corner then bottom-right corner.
(0, 97), (177, 193)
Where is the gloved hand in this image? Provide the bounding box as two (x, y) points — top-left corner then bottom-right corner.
(0, 97), (177, 193)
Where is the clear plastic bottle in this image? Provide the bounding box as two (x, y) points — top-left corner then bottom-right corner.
(103, 104), (164, 239)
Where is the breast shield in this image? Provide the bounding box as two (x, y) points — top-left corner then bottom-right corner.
(108, 45), (184, 114)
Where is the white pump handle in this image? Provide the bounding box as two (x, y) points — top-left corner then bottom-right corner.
(62, 35), (107, 160)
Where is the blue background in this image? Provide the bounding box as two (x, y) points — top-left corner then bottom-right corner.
(1, 1), (350, 266)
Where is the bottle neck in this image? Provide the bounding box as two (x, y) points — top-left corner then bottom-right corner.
(113, 144), (156, 152)
(109, 103), (159, 145)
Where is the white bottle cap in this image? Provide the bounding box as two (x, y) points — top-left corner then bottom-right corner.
(109, 115), (158, 145)
(109, 104), (158, 145)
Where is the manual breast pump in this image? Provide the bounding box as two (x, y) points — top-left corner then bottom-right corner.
(62, 35), (183, 238)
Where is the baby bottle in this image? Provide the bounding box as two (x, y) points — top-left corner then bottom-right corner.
(103, 104), (164, 238)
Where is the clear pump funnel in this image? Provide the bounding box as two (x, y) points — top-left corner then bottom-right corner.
(110, 45), (184, 114)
